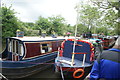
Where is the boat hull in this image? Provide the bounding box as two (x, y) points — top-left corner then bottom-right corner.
(55, 57), (92, 79)
(1, 61), (54, 79)
(1, 52), (57, 79)
(63, 66), (91, 80)
(55, 65), (92, 79)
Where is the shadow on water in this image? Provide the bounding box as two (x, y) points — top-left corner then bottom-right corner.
(11, 65), (62, 80)
(2, 65), (89, 80)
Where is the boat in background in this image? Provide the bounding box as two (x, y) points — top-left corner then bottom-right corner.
(87, 38), (103, 58)
(98, 36), (116, 49)
(92, 34), (115, 49)
(55, 39), (95, 79)
(0, 36), (65, 79)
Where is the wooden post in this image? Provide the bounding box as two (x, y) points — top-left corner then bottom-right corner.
(82, 54), (86, 66)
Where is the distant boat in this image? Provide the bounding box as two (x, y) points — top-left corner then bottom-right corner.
(0, 36), (65, 79)
(55, 39), (95, 79)
(98, 36), (115, 49)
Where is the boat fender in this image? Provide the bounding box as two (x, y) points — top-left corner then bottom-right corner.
(73, 69), (84, 78)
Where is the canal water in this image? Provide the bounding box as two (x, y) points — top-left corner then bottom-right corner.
(12, 65), (60, 80)
(13, 65), (89, 80)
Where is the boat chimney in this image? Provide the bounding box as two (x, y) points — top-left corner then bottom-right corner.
(16, 30), (24, 38)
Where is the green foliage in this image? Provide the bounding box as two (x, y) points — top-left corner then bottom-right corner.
(2, 0), (119, 41)
(34, 15), (70, 36)
(64, 24), (74, 36)
(3, 0), (119, 39)
(35, 16), (51, 35)
(77, 4), (100, 33)
(19, 22), (38, 36)
(1, 5), (74, 38)
(48, 15), (66, 35)
(1, 6), (20, 39)
(76, 24), (88, 35)
(76, 1), (119, 35)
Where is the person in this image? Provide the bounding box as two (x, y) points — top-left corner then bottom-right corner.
(88, 31), (92, 38)
(66, 32), (71, 37)
(82, 32), (86, 38)
(90, 36), (120, 80)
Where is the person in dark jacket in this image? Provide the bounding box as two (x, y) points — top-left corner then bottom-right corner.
(90, 36), (120, 80)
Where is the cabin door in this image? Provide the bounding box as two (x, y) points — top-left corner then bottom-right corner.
(11, 40), (19, 61)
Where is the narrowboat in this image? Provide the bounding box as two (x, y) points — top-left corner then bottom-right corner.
(0, 36), (65, 79)
(55, 39), (95, 79)
(88, 38), (103, 58)
(98, 36), (115, 49)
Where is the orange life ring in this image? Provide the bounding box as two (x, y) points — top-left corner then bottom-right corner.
(73, 69), (84, 78)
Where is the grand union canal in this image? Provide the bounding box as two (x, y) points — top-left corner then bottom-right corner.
(15, 65), (89, 80)
(0, 64), (89, 80)
(1, 36), (116, 80)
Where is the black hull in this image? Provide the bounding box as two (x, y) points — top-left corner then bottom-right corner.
(1, 60), (54, 79)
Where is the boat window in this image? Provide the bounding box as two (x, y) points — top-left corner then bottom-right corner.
(8, 39), (12, 52)
(40, 43), (52, 54)
(19, 43), (24, 56)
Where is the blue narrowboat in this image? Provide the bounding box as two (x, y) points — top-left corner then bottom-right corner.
(0, 36), (65, 79)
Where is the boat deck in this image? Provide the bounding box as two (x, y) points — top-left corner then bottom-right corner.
(56, 57), (92, 68)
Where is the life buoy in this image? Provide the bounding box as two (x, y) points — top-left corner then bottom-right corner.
(73, 69), (84, 78)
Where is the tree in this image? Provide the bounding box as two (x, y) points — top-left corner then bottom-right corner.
(1, 5), (21, 50)
(77, 24), (88, 35)
(76, 2), (100, 33)
(30, 15), (72, 36)
(35, 16), (51, 35)
(48, 15), (67, 35)
(1, 6), (20, 40)
(90, 0), (120, 35)
(19, 22), (38, 36)
(109, 1), (120, 35)
(76, 0), (119, 35)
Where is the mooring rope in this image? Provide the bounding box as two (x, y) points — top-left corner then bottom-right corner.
(19, 62), (56, 65)
(59, 63), (64, 80)
(0, 73), (8, 80)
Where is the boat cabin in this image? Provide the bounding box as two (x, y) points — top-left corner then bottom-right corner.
(2, 37), (65, 61)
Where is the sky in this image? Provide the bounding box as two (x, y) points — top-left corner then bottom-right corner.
(2, 0), (81, 26)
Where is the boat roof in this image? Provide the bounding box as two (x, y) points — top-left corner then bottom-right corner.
(9, 36), (75, 42)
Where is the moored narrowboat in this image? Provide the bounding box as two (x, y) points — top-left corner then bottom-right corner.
(0, 36), (65, 79)
(55, 39), (95, 79)
(98, 36), (115, 49)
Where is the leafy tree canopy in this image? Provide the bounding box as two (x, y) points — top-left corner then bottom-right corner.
(76, 0), (119, 35)
(1, 5), (21, 39)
